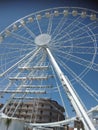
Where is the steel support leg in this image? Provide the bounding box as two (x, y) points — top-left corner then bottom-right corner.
(46, 48), (96, 130)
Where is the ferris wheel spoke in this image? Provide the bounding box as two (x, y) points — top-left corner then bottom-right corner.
(53, 49), (98, 72)
(0, 47), (33, 58)
(50, 45), (98, 55)
(0, 50), (38, 77)
(51, 20), (98, 45)
(54, 20), (97, 44)
(52, 16), (82, 41)
(52, 33), (98, 47)
(21, 24), (36, 39)
(35, 14), (42, 34)
(1, 42), (35, 48)
(63, 20), (97, 40)
(56, 57), (98, 102)
(0, 55), (24, 68)
(69, 21), (98, 38)
(0, 50), (22, 57)
(71, 46), (98, 54)
(9, 31), (34, 44)
(58, 33), (96, 44)
(0, 48), (33, 66)
(0, 48), (41, 77)
(47, 11), (54, 34)
(0, 45), (33, 52)
(51, 16), (67, 37)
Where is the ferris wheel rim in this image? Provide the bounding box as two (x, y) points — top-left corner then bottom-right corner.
(0, 6), (98, 77)
(0, 6), (98, 35)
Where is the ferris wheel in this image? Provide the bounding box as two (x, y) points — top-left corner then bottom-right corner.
(0, 7), (98, 130)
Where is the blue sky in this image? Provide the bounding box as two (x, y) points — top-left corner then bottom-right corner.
(0, 0), (98, 32)
(0, 0), (98, 116)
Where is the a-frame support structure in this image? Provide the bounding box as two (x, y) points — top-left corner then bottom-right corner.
(46, 48), (96, 130)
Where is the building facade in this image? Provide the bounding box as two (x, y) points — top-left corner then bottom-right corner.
(4, 98), (65, 124)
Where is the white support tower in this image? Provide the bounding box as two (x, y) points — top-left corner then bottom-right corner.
(46, 48), (96, 130)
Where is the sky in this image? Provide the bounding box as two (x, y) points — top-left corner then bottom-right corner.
(0, 0), (98, 117)
(0, 0), (98, 32)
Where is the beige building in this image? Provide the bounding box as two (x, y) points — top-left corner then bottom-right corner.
(4, 98), (65, 124)
(1, 100), (86, 130)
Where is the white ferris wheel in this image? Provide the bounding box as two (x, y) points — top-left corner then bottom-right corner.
(0, 7), (98, 130)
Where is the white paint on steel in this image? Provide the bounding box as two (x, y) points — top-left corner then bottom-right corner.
(46, 48), (96, 130)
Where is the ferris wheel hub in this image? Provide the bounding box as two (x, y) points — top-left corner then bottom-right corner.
(35, 33), (51, 46)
